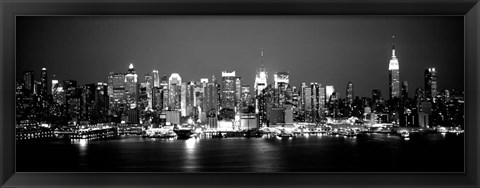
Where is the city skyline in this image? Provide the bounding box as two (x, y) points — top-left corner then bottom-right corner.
(15, 16), (465, 173)
(16, 16), (464, 98)
(17, 61), (455, 101)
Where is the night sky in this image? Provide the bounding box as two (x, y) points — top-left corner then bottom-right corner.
(16, 16), (464, 98)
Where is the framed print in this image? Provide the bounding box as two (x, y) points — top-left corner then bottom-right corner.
(1, 0), (479, 187)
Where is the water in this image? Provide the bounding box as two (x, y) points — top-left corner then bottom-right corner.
(16, 133), (464, 172)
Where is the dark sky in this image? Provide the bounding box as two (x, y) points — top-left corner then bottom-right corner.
(16, 16), (464, 98)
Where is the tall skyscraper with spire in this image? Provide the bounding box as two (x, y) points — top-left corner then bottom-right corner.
(125, 63), (138, 109)
(389, 36), (401, 99)
(254, 48), (268, 114)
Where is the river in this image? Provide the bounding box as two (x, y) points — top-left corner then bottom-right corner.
(16, 133), (464, 172)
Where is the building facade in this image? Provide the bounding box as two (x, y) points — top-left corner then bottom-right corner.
(389, 36), (401, 99)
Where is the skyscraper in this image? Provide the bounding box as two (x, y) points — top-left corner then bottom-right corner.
(197, 78), (209, 113)
(64, 80), (79, 118)
(186, 81), (195, 116)
(152, 87), (162, 110)
(274, 72), (289, 88)
(300, 82), (307, 113)
(240, 85), (252, 109)
(52, 80), (65, 105)
(125, 63), (138, 109)
(23, 71), (34, 93)
(204, 77), (219, 116)
(52, 79), (59, 95)
(40, 68), (48, 97)
(109, 72), (126, 110)
(401, 81), (409, 99)
(81, 83), (96, 121)
(94, 82), (109, 122)
(254, 48), (268, 113)
(144, 73), (153, 109)
(303, 86), (312, 122)
(372, 89), (382, 101)
(160, 75), (169, 110)
(318, 86), (326, 116)
(310, 82), (319, 121)
(221, 71), (236, 110)
(389, 36), (401, 99)
(424, 68), (438, 102)
(274, 72), (289, 107)
(235, 77), (242, 107)
(168, 73), (182, 110)
(180, 82), (187, 116)
(326, 85), (335, 103)
(152, 70), (160, 88)
(138, 83), (148, 110)
(107, 72), (114, 102)
(346, 81), (354, 105)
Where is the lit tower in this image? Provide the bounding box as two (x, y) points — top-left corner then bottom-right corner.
(109, 71), (126, 110)
(389, 36), (401, 99)
(254, 48), (268, 113)
(153, 70), (160, 87)
(274, 72), (289, 107)
(221, 71), (236, 110)
(168, 73), (182, 110)
(51, 78), (58, 95)
(144, 73), (153, 109)
(310, 82), (320, 121)
(274, 72), (289, 89)
(160, 75), (169, 110)
(424, 67), (438, 102)
(125, 63), (138, 109)
(40, 68), (48, 97)
(346, 81), (354, 105)
(181, 82), (187, 116)
(52, 78), (65, 105)
(235, 77), (242, 107)
(326, 85), (335, 104)
(23, 71), (34, 93)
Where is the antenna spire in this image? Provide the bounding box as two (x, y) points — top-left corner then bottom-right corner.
(261, 48), (264, 68)
(392, 36), (396, 57)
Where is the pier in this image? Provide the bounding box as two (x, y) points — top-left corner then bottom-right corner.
(54, 127), (118, 140)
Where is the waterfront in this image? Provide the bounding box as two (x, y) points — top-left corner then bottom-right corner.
(17, 132), (464, 172)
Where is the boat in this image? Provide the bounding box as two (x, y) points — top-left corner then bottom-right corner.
(174, 129), (195, 139)
(399, 131), (410, 138)
(276, 130), (295, 138)
(144, 128), (177, 138)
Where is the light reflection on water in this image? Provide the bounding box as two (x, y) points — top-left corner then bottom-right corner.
(184, 137), (200, 171)
(71, 139), (89, 156)
(17, 133), (463, 172)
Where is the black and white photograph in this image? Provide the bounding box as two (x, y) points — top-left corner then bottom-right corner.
(15, 16), (465, 172)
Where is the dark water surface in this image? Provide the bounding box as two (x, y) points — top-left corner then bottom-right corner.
(16, 133), (464, 172)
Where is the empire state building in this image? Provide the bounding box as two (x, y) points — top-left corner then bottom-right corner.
(389, 36), (401, 99)
(254, 48), (268, 114)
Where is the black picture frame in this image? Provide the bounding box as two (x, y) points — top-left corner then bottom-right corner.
(1, 0), (479, 187)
